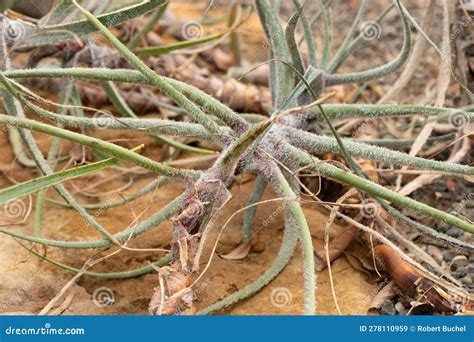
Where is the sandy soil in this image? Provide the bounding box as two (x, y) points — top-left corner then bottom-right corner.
(0, 125), (378, 315)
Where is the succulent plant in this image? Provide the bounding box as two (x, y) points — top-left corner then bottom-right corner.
(0, 0), (472, 315)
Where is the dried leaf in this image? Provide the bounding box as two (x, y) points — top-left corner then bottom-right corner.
(149, 266), (195, 316)
(375, 245), (459, 313)
(315, 226), (357, 271)
(344, 252), (372, 277)
(368, 281), (395, 312)
(49, 293), (74, 315)
(219, 241), (251, 260)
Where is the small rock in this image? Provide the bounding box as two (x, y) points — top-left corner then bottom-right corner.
(436, 223), (448, 232)
(442, 250), (454, 262)
(381, 300), (397, 316)
(426, 246), (443, 263)
(461, 277), (472, 285)
(452, 257), (468, 268)
(251, 240), (266, 253)
(446, 228), (461, 237)
(395, 302), (405, 313)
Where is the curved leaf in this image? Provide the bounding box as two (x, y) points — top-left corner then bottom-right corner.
(0, 146), (142, 204)
(15, 0), (166, 49)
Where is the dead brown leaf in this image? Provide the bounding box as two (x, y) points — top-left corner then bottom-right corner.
(344, 252), (373, 277)
(368, 281), (395, 314)
(219, 241), (252, 260)
(314, 226), (357, 271)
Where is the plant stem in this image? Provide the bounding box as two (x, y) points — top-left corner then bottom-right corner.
(6, 69), (470, 122)
(0, 193), (184, 249)
(28, 248), (171, 279)
(271, 165), (316, 314)
(72, 0), (222, 134)
(242, 175), (267, 242)
(283, 144), (474, 233)
(325, 0), (410, 85)
(102, 80), (216, 154)
(44, 177), (176, 210)
(0, 114), (198, 180)
(128, 1), (168, 49)
(278, 126), (473, 175)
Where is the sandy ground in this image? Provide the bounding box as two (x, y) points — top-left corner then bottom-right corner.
(0, 126), (378, 315)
